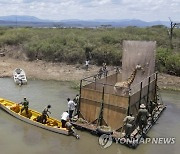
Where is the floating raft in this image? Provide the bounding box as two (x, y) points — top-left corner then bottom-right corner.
(72, 104), (166, 149)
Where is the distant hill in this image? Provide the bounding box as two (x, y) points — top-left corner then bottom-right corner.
(0, 15), (171, 28)
(0, 15), (52, 22)
(56, 19), (170, 27)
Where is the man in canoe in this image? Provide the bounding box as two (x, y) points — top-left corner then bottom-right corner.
(61, 111), (69, 128)
(36, 105), (51, 124)
(19, 97), (29, 115)
(41, 105), (51, 124)
(61, 111), (80, 139)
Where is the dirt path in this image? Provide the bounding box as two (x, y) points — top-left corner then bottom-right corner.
(0, 57), (180, 91)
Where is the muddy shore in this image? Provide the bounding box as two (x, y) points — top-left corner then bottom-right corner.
(0, 57), (180, 91)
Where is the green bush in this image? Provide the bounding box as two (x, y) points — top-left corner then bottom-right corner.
(92, 45), (122, 65)
(165, 53), (180, 76)
(0, 28), (31, 45)
(156, 48), (180, 76)
(0, 27), (179, 76)
(64, 47), (85, 64)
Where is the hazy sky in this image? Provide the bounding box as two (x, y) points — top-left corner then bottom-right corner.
(0, 0), (179, 21)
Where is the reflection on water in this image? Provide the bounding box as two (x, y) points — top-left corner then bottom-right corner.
(0, 78), (179, 154)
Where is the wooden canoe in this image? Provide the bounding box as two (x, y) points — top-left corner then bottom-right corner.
(0, 98), (70, 135)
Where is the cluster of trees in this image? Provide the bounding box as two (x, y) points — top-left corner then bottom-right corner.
(0, 26), (179, 76)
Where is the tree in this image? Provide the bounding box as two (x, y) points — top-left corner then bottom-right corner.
(168, 18), (180, 49)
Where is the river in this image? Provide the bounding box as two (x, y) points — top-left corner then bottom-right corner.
(0, 78), (179, 154)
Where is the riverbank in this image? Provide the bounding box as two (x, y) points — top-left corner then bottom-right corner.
(0, 57), (180, 91)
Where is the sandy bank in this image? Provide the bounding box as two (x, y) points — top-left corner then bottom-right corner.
(0, 57), (100, 81)
(0, 57), (180, 91)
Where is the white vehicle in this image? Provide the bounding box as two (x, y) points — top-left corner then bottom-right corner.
(13, 68), (27, 85)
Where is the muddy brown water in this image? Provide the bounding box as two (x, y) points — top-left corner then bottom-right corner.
(0, 78), (179, 154)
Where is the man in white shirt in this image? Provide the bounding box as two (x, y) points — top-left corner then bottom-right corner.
(85, 60), (89, 71)
(61, 111), (80, 139)
(67, 98), (76, 119)
(61, 111), (69, 128)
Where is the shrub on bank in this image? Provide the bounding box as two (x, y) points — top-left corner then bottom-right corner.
(0, 28), (31, 46)
(92, 45), (122, 65)
(0, 27), (179, 76)
(156, 48), (180, 76)
(165, 53), (180, 76)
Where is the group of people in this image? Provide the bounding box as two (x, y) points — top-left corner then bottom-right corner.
(61, 94), (80, 128)
(97, 62), (108, 79)
(19, 97), (52, 123)
(18, 94), (80, 128)
(123, 101), (157, 138)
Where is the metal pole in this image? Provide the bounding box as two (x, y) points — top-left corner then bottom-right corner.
(127, 89), (131, 115)
(116, 69), (118, 83)
(77, 80), (82, 118)
(105, 71), (107, 84)
(147, 76), (151, 104)
(98, 85), (105, 126)
(94, 76), (97, 90)
(139, 82), (143, 108)
(155, 72), (158, 103)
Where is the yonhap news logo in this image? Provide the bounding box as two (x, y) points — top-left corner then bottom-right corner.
(98, 134), (176, 148)
(99, 134), (113, 148)
(139, 137), (176, 144)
